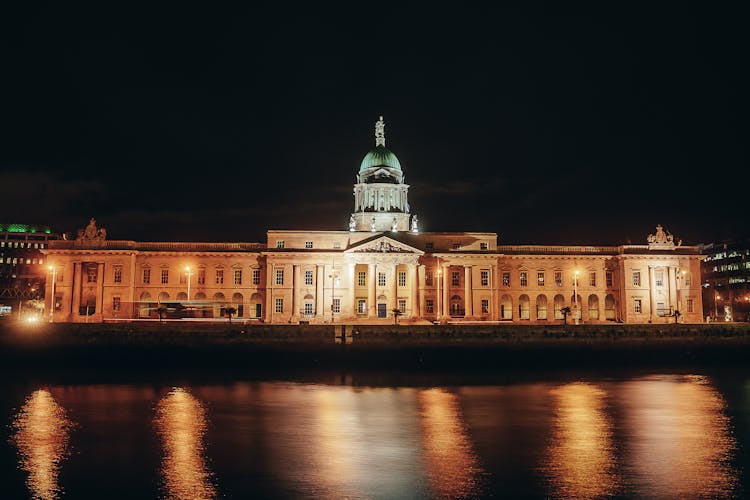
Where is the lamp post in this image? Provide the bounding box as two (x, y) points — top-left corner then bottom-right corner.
(48, 265), (56, 323)
(185, 266), (191, 302)
(329, 261), (338, 324)
(573, 270), (580, 325)
(436, 260), (442, 322)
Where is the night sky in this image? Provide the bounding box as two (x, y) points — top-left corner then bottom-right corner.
(1, 3), (747, 245)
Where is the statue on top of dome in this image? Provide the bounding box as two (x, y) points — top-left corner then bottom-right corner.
(375, 116), (385, 147)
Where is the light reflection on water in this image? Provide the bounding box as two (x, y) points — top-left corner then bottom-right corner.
(154, 388), (216, 500)
(11, 389), (73, 500)
(543, 382), (618, 499)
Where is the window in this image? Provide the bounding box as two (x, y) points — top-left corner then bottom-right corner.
(684, 272), (691, 286)
(179, 271), (187, 285)
(234, 269), (242, 285)
(633, 272), (641, 286)
(480, 242), (488, 250)
(426, 299), (434, 313)
(305, 241), (313, 249)
(54, 294), (62, 311)
(304, 302), (314, 315)
(332, 298), (341, 314)
(589, 272), (596, 287)
(198, 269), (206, 285)
(520, 272), (528, 286)
(252, 269), (260, 285)
(112, 297), (121, 311)
(305, 270), (314, 286)
(606, 271), (613, 288)
(275, 269), (284, 285)
(634, 299), (642, 313)
(452, 271), (460, 286)
(426, 242), (434, 250)
(398, 298), (406, 313)
(357, 299), (367, 314)
(275, 298), (283, 313)
(655, 270), (664, 287)
(502, 272), (510, 286)
(378, 272), (386, 286)
(656, 302), (666, 316)
(357, 271), (366, 286)
(216, 269), (224, 284)
(481, 270), (489, 286)
(113, 267), (122, 284)
(481, 299), (489, 313)
(687, 299), (694, 313)
(161, 269), (169, 284)
(276, 241), (285, 248)
(398, 271), (406, 287)
(87, 266), (97, 283)
(537, 272), (545, 286)
(143, 268), (151, 284)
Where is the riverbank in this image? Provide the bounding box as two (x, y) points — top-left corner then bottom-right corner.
(2, 320), (750, 375)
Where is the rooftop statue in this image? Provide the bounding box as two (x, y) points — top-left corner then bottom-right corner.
(75, 218), (107, 246)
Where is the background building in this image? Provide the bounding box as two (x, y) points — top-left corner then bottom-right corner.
(700, 239), (750, 322)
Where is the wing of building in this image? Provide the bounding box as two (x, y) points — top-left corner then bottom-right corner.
(42, 118), (704, 324)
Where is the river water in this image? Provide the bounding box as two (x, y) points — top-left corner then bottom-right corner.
(1, 367), (748, 499)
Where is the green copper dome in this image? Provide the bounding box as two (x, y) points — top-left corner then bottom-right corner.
(359, 145), (402, 172)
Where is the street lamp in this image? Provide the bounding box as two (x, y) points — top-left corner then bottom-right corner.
(573, 270), (580, 325)
(436, 262), (442, 322)
(48, 265), (56, 323)
(329, 263), (339, 324)
(185, 266), (191, 302)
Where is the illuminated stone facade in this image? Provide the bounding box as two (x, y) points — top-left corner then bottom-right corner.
(43, 120), (704, 324)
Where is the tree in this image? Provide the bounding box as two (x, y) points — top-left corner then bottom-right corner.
(225, 306), (237, 323)
(392, 308), (402, 325)
(560, 306), (571, 325)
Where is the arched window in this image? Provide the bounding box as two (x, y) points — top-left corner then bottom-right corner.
(588, 294), (600, 320)
(536, 294), (548, 320)
(570, 294), (582, 320)
(250, 292), (263, 318)
(518, 294), (530, 320)
(176, 292), (187, 301)
(158, 292), (169, 303)
(554, 294), (565, 320)
(450, 295), (463, 317)
(232, 292), (244, 317)
(500, 294), (513, 320)
(605, 294), (616, 321)
(139, 292), (151, 318)
(213, 292), (225, 318)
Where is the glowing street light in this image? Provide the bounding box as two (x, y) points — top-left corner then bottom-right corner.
(185, 266), (192, 302)
(436, 261), (442, 322)
(48, 265), (56, 323)
(573, 270), (580, 325)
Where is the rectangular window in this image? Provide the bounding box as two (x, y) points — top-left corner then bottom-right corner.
(398, 298), (407, 313)
(87, 266), (97, 283)
(684, 272), (691, 286)
(537, 272), (545, 286)
(357, 299), (367, 314)
(426, 271), (433, 286)
(481, 299), (489, 314)
(656, 301), (666, 316)
(234, 269), (242, 285)
(555, 271), (562, 287)
(275, 269), (284, 285)
(275, 298), (283, 313)
(398, 271), (406, 287)
(276, 241), (285, 248)
(589, 272), (596, 287)
(198, 269), (206, 285)
(502, 272), (510, 286)
(520, 272), (528, 286)
(304, 302), (314, 315)
(332, 298), (341, 314)
(655, 270), (664, 287)
(216, 269), (224, 284)
(143, 268), (151, 284)
(606, 271), (613, 288)
(481, 270), (489, 286)
(112, 296), (121, 311)
(452, 271), (460, 286)
(179, 271), (187, 285)
(113, 267), (122, 284)
(633, 272), (641, 287)
(426, 299), (434, 313)
(480, 242), (488, 250)
(634, 298), (642, 313)
(305, 270), (314, 286)
(357, 271), (366, 286)
(252, 269), (260, 285)
(378, 272), (386, 286)
(54, 294), (62, 311)
(687, 298), (693, 313)
(161, 269), (169, 284)
(305, 241), (313, 248)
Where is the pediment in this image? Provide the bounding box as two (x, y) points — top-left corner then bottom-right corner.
(345, 236), (424, 255)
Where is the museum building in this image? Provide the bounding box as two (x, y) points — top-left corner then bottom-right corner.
(43, 118), (704, 324)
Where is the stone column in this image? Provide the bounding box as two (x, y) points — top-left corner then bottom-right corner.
(417, 265), (426, 318)
(668, 266), (678, 313)
(391, 264), (399, 315)
(648, 266), (657, 321)
(464, 265), (473, 317)
(292, 265), (300, 319)
(71, 262), (82, 318)
(316, 265), (324, 318)
(266, 263), (275, 324)
(409, 264), (418, 318)
(442, 265), (450, 318)
(491, 264), (497, 321)
(128, 253), (136, 318)
(368, 263), (376, 317)
(96, 262), (105, 319)
(346, 263), (355, 317)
